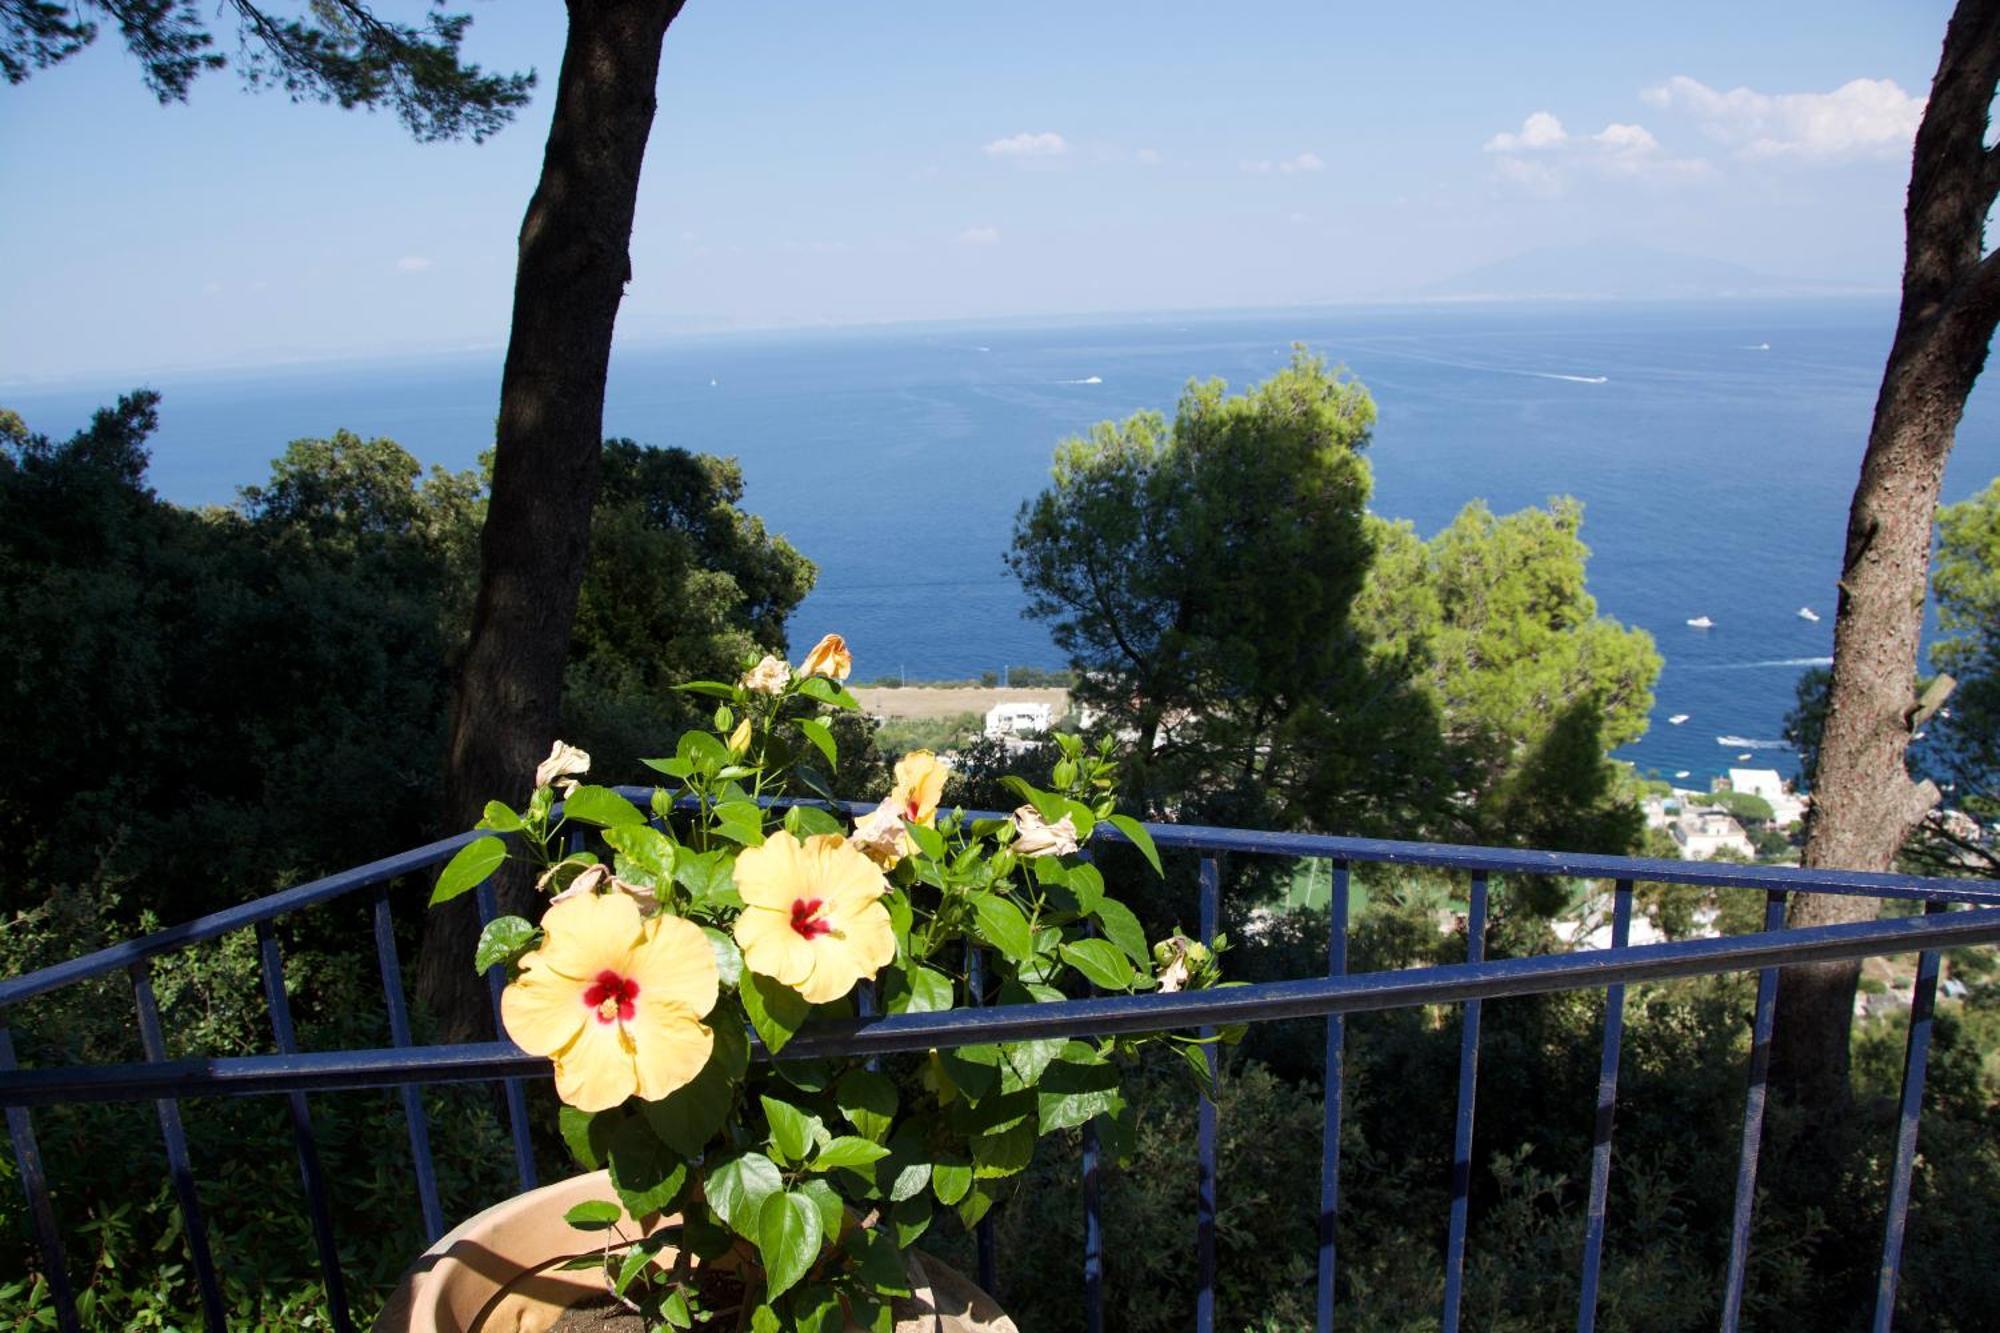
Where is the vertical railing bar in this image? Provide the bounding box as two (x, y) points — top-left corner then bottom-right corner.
(1440, 871), (1489, 1333)
(1577, 879), (1634, 1333)
(1315, 859), (1351, 1333)
(255, 923), (352, 1333)
(1871, 899), (1945, 1332)
(1195, 855), (1221, 1333)
(475, 880), (538, 1193)
(131, 959), (227, 1332)
(1076, 840), (1104, 1333)
(966, 944), (998, 1297)
(1720, 888), (1788, 1333)
(0, 1024), (81, 1333)
(372, 887), (445, 1242)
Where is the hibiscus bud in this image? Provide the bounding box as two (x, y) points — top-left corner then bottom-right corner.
(728, 718), (753, 755)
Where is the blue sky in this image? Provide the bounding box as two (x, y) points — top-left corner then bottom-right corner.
(0, 0), (1956, 383)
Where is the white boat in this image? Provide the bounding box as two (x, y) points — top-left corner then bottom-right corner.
(1687, 616), (1714, 629)
(1737, 752), (1753, 761)
(1668, 714), (1689, 725)
(1675, 770), (1691, 779)
(1797, 607), (1820, 622)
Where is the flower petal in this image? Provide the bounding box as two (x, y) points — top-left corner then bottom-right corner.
(731, 834), (808, 912)
(500, 964), (586, 1057)
(630, 999), (715, 1102)
(626, 914), (720, 1019)
(551, 1015), (639, 1113)
(736, 905), (815, 988)
(530, 891), (646, 980)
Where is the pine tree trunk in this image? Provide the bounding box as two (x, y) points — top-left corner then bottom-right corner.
(1771, 0), (2000, 1109)
(418, 0), (686, 1041)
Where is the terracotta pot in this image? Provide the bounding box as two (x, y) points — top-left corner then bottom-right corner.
(374, 1170), (1014, 1333)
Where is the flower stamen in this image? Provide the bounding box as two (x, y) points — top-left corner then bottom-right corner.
(790, 897), (832, 939)
(581, 969), (639, 1024)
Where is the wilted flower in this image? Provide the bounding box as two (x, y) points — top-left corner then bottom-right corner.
(1152, 934), (1215, 994)
(500, 892), (718, 1113)
(733, 831), (896, 1004)
(799, 633), (852, 682)
(850, 750), (949, 868)
(1010, 804), (1080, 858)
(741, 655), (791, 695)
(543, 862), (659, 917)
(535, 740), (592, 794)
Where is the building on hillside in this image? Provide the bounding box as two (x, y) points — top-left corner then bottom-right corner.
(1726, 767), (1808, 827)
(984, 701), (1053, 740)
(1672, 809), (1755, 861)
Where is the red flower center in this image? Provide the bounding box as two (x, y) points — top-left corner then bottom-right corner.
(582, 970), (639, 1024)
(791, 898), (831, 939)
(906, 796), (922, 821)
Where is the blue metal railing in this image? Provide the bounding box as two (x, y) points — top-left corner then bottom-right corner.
(3, 794), (1999, 1333)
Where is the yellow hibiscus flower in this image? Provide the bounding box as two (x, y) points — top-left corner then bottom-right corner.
(850, 750), (950, 868)
(798, 633), (852, 681)
(501, 892), (719, 1113)
(733, 832), (895, 1004)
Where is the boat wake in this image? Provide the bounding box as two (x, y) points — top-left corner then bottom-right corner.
(1056, 376), (1103, 385)
(1716, 735), (1792, 750)
(1530, 372), (1608, 384)
(1683, 656), (1833, 671)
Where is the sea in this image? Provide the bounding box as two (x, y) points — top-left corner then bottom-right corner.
(10, 298), (2000, 789)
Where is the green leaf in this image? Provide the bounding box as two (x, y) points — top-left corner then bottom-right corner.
(1092, 896), (1151, 967)
(429, 835), (506, 906)
(1037, 1058), (1125, 1134)
(673, 848), (735, 907)
(783, 804), (846, 839)
(675, 680), (741, 700)
(970, 1119), (1034, 1178)
(874, 1130), (932, 1203)
(473, 915), (536, 975)
(640, 1013), (746, 1157)
(563, 1199), (623, 1231)
(761, 1095), (821, 1166)
(1106, 814), (1162, 875)
(790, 1283), (845, 1333)
(883, 965), (953, 1015)
(478, 801), (525, 833)
(561, 785), (646, 828)
(681, 730), (732, 774)
(681, 1209), (734, 1260)
(1066, 862), (1105, 913)
(847, 1224), (912, 1296)
(706, 1152), (783, 1239)
(997, 1037), (1067, 1094)
(712, 798), (768, 847)
(795, 676), (859, 709)
(607, 1118), (688, 1219)
(796, 717), (838, 770)
(775, 1057), (834, 1093)
(968, 893), (1033, 962)
(558, 1106), (619, 1171)
(751, 1305), (782, 1333)
(956, 1181), (1000, 1230)
(602, 825), (675, 891)
(796, 1176), (846, 1238)
(702, 927), (743, 988)
(931, 1161), (972, 1206)
(903, 819), (946, 862)
(640, 754), (694, 780)
(813, 1136), (891, 1171)
(1060, 939), (1135, 990)
(614, 1245), (654, 1298)
(834, 1069), (898, 1143)
(741, 972), (812, 1055)
(889, 1194), (932, 1248)
(1000, 776), (1067, 826)
(939, 1044), (1001, 1103)
(756, 1190), (824, 1300)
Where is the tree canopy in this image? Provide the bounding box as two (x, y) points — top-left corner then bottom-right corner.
(1, 0), (532, 141)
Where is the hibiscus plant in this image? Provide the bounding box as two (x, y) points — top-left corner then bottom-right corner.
(430, 634), (1225, 1331)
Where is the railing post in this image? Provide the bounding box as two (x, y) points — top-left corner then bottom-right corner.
(0, 1023), (80, 1333)
(1577, 879), (1633, 1333)
(966, 944), (999, 1298)
(475, 880), (538, 1193)
(1721, 888), (1788, 1332)
(1440, 872), (1489, 1333)
(131, 959), (227, 1332)
(1195, 854), (1221, 1333)
(1872, 899), (1946, 1332)
(372, 887), (445, 1242)
(255, 923), (352, 1332)
(1315, 859), (1351, 1333)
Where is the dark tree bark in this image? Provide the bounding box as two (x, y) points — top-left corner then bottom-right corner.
(418, 0), (686, 1040)
(1771, 0), (2000, 1110)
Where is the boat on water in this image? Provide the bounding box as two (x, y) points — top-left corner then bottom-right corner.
(1737, 752), (1753, 761)
(1675, 770), (1691, 779)
(1797, 607), (1820, 622)
(1668, 714), (1689, 725)
(1687, 616), (1714, 629)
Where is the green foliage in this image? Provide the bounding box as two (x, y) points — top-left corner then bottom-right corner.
(872, 711), (984, 756)
(0, 0), (533, 142)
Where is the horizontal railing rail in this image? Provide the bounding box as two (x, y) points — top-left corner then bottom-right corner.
(3, 797), (1994, 1333)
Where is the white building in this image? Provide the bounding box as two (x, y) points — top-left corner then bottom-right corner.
(984, 701), (1053, 740)
(1672, 810), (1755, 861)
(1726, 768), (1808, 827)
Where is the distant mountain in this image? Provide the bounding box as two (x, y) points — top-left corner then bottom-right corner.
(1411, 242), (1883, 303)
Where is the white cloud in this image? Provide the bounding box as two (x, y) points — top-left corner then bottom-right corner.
(1135, 147), (1162, 165)
(396, 256), (433, 272)
(1483, 110), (1707, 190)
(1485, 111), (1569, 153)
(983, 131), (1067, 158)
(1241, 151), (1324, 175)
(1641, 75), (1923, 160)
(957, 225), (1001, 246)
